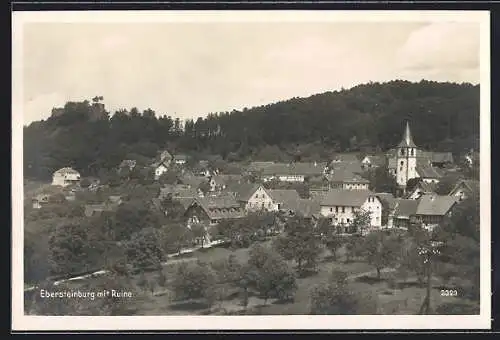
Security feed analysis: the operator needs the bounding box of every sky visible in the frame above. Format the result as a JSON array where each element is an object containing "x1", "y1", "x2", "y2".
[{"x1": 20, "y1": 19, "x2": 480, "y2": 125}]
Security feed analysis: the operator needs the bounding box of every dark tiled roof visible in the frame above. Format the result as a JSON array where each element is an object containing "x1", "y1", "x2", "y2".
[
  {"x1": 328, "y1": 161, "x2": 364, "y2": 174},
  {"x1": 321, "y1": 189, "x2": 374, "y2": 207},
  {"x1": 327, "y1": 170, "x2": 369, "y2": 184},
  {"x1": 174, "y1": 154, "x2": 188, "y2": 161},
  {"x1": 159, "y1": 184, "x2": 198, "y2": 200},
  {"x1": 416, "y1": 194, "x2": 459, "y2": 216},
  {"x1": 431, "y1": 152, "x2": 454, "y2": 164},
  {"x1": 416, "y1": 165, "x2": 444, "y2": 179},
  {"x1": 180, "y1": 175, "x2": 207, "y2": 188},
  {"x1": 294, "y1": 199, "x2": 322, "y2": 218},
  {"x1": 191, "y1": 195, "x2": 246, "y2": 220},
  {"x1": 391, "y1": 199, "x2": 419, "y2": 219},
  {"x1": 376, "y1": 193, "x2": 397, "y2": 210},
  {"x1": 119, "y1": 160, "x2": 136, "y2": 169},
  {"x1": 226, "y1": 183, "x2": 260, "y2": 202},
  {"x1": 268, "y1": 189, "x2": 301, "y2": 206},
  {"x1": 449, "y1": 179, "x2": 480, "y2": 196},
  {"x1": 331, "y1": 153, "x2": 360, "y2": 162},
  {"x1": 261, "y1": 162, "x2": 327, "y2": 177}
]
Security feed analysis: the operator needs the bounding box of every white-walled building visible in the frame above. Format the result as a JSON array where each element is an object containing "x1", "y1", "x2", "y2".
[
  {"x1": 320, "y1": 189, "x2": 383, "y2": 233},
  {"x1": 52, "y1": 167, "x2": 81, "y2": 187}
]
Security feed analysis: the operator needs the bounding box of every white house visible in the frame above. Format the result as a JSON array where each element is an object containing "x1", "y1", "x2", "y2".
[
  {"x1": 52, "y1": 167, "x2": 81, "y2": 187},
  {"x1": 154, "y1": 160, "x2": 170, "y2": 180},
  {"x1": 406, "y1": 180, "x2": 438, "y2": 200},
  {"x1": 320, "y1": 189, "x2": 383, "y2": 233},
  {"x1": 327, "y1": 170, "x2": 370, "y2": 190},
  {"x1": 448, "y1": 179, "x2": 479, "y2": 201},
  {"x1": 245, "y1": 185, "x2": 276, "y2": 211},
  {"x1": 173, "y1": 154, "x2": 188, "y2": 165}
]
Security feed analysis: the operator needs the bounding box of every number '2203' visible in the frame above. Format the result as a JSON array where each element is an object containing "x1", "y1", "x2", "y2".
[{"x1": 440, "y1": 289, "x2": 458, "y2": 297}]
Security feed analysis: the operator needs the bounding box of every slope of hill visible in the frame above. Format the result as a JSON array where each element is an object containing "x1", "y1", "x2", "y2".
[{"x1": 23, "y1": 80, "x2": 479, "y2": 181}]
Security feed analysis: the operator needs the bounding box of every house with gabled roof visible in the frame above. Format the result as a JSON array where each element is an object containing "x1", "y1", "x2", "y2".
[
  {"x1": 407, "y1": 180, "x2": 439, "y2": 200},
  {"x1": 260, "y1": 162, "x2": 327, "y2": 183},
  {"x1": 267, "y1": 189, "x2": 301, "y2": 211},
  {"x1": 319, "y1": 189, "x2": 383, "y2": 233},
  {"x1": 387, "y1": 199, "x2": 419, "y2": 229},
  {"x1": 412, "y1": 194, "x2": 459, "y2": 231},
  {"x1": 173, "y1": 154, "x2": 188, "y2": 165},
  {"x1": 448, "y1": 179, "x2": 479, "y2": 201},
  {"x1": 184, "y1": 195, "x2": 246, "y2": 227},
  {"x1": 416, "y1": 165, "x2": 444, "y2": 184},
  {"x1": 326, "y1": 170, "x2": 370, "y2": 190},
  {"x1": 52, "y1": 167, "x2": 81, "y2": 187}
]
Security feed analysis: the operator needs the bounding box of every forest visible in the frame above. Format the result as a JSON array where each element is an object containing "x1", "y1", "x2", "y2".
[{"x1": 23, "y1": 80, "x2": 480, "y2": 181}]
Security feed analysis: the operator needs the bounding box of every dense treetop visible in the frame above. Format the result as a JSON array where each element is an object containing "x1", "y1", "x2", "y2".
[{"x1": 24, "y1": 80, "x2": 479, "y2": 180}]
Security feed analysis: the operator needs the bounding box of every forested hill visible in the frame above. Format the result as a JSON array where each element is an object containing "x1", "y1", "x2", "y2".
[{"x1": 24, "y1": 80, "x2": 479, "y2": 180}]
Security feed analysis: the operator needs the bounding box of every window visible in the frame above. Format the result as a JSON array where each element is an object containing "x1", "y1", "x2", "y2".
[
  {"x1": 400, "y1": 161, "x2": 404, "y2": 166},
  {"x1": 330, "y1": 207, "x2": 333, "y2": 212},
  {"x1": 342, "y1": 207, "x2": 345, "y2": 213},
  {"x1": 401, "y1": 149, "x2": 405, "y2": 156},
  {"x1": 352, "y1": 207, "x2": 355, "y2": 212},
  {"x1": 335, "y1": 206, "x2": 338, "y2": 213},
  {"x1": 347, "y1": 218, "x2": 350, "y2": 223}
]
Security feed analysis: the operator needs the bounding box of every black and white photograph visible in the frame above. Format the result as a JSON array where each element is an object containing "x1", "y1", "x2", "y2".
[{"x1": 12, "y1": 10, "x2": 491, "y2": 330}]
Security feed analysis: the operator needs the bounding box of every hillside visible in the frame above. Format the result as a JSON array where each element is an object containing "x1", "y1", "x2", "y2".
[{"x1": 23, "y1": 80, "x2": 480, "y2": 180}]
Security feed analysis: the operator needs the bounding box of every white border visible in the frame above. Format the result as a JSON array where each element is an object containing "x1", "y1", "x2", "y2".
[{"x1": 12, "y1": 10, "x2": 491, "y2": 331}]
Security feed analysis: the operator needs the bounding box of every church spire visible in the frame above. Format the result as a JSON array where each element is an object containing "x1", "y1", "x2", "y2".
[{"x1": 398, "y1": 121, "x2": 416, "y2": 148}]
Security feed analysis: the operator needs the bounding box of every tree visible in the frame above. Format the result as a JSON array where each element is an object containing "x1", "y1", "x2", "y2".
[
  {"x1": 435, "y1": 174, "x2": 461, "y2": 195},
  {"x1": 362, "y1": 231, "x2": 401, "y2": 280},
  {"x1": 246, "y1": 244, "x2": 297, "y2": 303},
  {"x1": 158, "y1": 169, "x2": 180, "y2": 185},
  {"x1": 190, "y1": 223, "x2": 208, "y2": 247},
  {"x1": 316, "y1": 218, "x2": 342, "y2": 261},
  {"x1": 197, "y1": 181, "x2": 211, "y2": 195},
  {"x1": 79, "y1": 178, "x2": 91, "y2": 188},
  {"x1": 351, "y1": 209, "x2": 372, "y2": 235},
  {"x1": 171, "y1": 261, "x2": 217, "y2": 304},
  {"x1": 406, "y1": 177, "x2": 421, "y2": 194},
  {"x1": 368, "y1": 164, "x2": 397, "y2": 194},
  {"x1": 48, "y1": 219, "x2": 92, "y2": 276},
  {"x1": 125, "y1": 227, "x2": 165, "y2": 271},
  {"x1": 309, "y1": 270, "x2": 378, "y2": 314},
  {"x1": 272, "y1": 215, "x2": 322, "y2": 275},
  {"x1": 161, "y1": 223, "x2": 193, "y2": 254}
]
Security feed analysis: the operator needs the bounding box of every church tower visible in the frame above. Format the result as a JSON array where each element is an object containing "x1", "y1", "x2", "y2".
[{"x1": 396, "y1": 121, "x2": 418, "y2": 192}]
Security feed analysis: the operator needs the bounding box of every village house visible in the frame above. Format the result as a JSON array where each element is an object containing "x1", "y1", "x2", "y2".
[
  {"x1": 327, "y1": 170, "x2": 370, "y2": 190},
  {"x1": 159, "y1": 150, "x2": 173, "y2": 163},
  {"x1": 84, "y1": 195, "x2": 124, "y2": 217},
  {"x1": 184, "y1": 195, "x2": 246, "y2": 228},
  {"x1": 464, "y1": 149, "x2": 479, "y2": 168},
  {"x1": 448, "y1": 179, "x2": 479, "y2": 201},
  {"x1": 320, "y1": 189, "x2": 383, "y2": 234},
  {"x1": 260, "y1": 162, "x2": 327, "y2": 183},
  {"x1": 173, "y1": 154, "x2": 188, "y2": 165},
  {"x1": 411, "y1": 194, "x2": 459, "y2": 231},
  {"x1": 416, "y1": 165, "x2": 444, "y2": 184},
  {"x1": 118, "y1": 159, "x2": 137, "y2": 173},
  {"x1": 153, "y1": 159, "x2": 171, "y2": 180},
  {"x1": 428, "y1": 152, "x2": 454, "y2": 168},
  {"x1": 387, "y1": 199, "x2": 420, "y2": 229},
  {"x1": 32, "y1": 193, "x2": 51, "y2": 209},
  {"x1": 330, "y1": 153, "x2": 360, "y2": 163},
  {"x1": 52, "y1": 167, "x2": 81, "y2": 187},
  {"x1": 243, "y1": 185, "x2": 276, "y2": 211},
  {"x1": 360, "y1": 155, "x2": 386, "y2": 169},
  {"x1": 406, "y1": 180, "x2": 439, "y2": 200}
]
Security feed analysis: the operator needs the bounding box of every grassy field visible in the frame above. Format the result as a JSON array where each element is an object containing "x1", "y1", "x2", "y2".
[
  {"x1": 110, "y1": 242, "x2": 478, "y2": 316},
  {"x1": 27, "y1": 240, "x2": 479, "y2": 316}
]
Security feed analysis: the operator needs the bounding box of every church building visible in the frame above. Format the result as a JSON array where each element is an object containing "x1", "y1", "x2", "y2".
[{"x1": 395, "y1": 122, "x2": 418, "y2": 196}]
